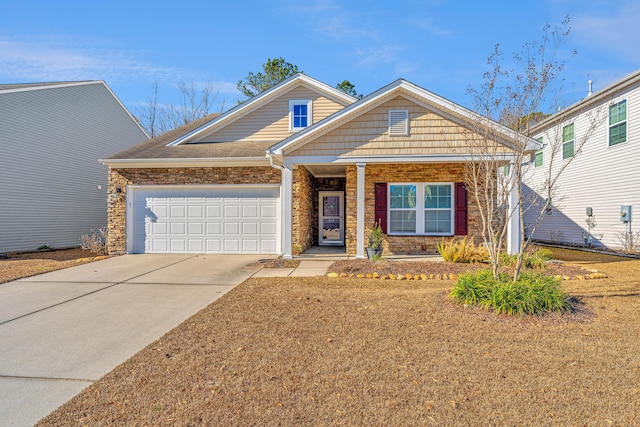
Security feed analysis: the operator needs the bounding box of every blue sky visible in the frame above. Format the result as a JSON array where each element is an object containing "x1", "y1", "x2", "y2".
[{"x1": 1, "y1": 0, "x2": 638, "y2": 117}]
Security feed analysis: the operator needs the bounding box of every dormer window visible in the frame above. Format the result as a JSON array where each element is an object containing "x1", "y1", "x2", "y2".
[
  {"x1": 290, "y1": 100, "x2": 312, "y2": 131},
  {"x1": 389, "y1": 110, "x2": 409, "y2": 136}
]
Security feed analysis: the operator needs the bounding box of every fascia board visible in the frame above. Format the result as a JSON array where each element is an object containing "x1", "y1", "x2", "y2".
[
  {"x1": 283, "y1": 153, "x2": 518, "y2": 166},
  {"x1": 0, "y1": 80, "x2": 102, "y2": 94},
  {"x1": 100, "y1": 157, "x2": 270, "y2": 168}
]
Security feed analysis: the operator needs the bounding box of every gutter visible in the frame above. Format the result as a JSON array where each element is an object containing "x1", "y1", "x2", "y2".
[{"x1": 100, "y1": 157, "x2": 270, "y2": 168}]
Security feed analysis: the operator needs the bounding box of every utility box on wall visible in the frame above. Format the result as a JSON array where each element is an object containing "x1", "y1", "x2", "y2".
[{"x1": 620, "y1": 205, "x2": 632, "y2": 223}]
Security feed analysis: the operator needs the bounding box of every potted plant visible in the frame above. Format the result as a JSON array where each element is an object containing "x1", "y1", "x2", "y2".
[{"x1": 367, "y1": 221, "x2": 385, "y2": 260}]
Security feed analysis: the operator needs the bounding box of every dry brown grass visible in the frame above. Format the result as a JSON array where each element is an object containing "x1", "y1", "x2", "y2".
[
  {"x1": 37, "y1": 248, "x2": 640, "y2": 426},
  {"x1": 0, "y1": 248, "x2": 99, "y2": 284}
]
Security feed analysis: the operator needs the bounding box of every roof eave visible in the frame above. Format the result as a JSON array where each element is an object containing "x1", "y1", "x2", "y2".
[{"x1": 100, "y1": 157, "x2": 270, "y2": 169}]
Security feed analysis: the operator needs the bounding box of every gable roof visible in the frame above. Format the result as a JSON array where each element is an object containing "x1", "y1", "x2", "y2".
[
  {"x1": 269, "y1": 78, "x2": 540, "y2": 158},
  {"x1": 165, "y1": 73, "x2": 358, "y2": 146}
]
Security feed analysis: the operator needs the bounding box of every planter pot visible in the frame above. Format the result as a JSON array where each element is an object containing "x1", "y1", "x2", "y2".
[{"x1": 366, "y1": 247, "x2": 383, "y2": 259}]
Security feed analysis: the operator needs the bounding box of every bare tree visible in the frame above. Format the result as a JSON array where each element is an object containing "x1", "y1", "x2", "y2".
[
  {"x1": 135, "y1": 81, "x2": 224, "y2": 137},
  {"x1": 464, "y1": 17, "x2": 608, "y2": 281}
]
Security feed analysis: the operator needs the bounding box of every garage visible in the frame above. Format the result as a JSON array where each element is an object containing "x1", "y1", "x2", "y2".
[{"x1": 128, "y1": 186, "x2": 280, "y2": 254}]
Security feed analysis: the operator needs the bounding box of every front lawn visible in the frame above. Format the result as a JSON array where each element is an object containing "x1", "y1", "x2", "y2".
[{"x1": 38, "y1": 249, "x2": 640, "y2": 426}]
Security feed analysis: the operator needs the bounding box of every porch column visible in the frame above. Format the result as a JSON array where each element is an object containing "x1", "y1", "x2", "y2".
[
  {"x1": 282, "y1": 165, "x2": 293, "y2": 259},
  {"x1": 356, "y1": 163, "x2": 366, "y2": 259},
  {"x1": 507, "y1": 164, "x2": 520, "y2": 255}
]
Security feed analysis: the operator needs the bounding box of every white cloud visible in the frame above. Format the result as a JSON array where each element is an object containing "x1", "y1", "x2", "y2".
[
  {"x1": 571, "y1": 1, "x2": 640, "y2": 65},
  {"x1": 0, "y1": 35, "x2": 189, "y2": 83},
  {"x1": 409, "y1": 17, "x2": 453, "y2": 38}
]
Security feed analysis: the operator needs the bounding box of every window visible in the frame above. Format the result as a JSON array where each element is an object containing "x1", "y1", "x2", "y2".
[
  {"x1": 289, "y1": 100, "x2": 312, "y2": 131},
  {"x1": 389, "y1": 183, "x2": 453, "y2": 235},
  {"x1": 562, "y1": 123, "x2": 574, "y2": 159},
  {"x1": 388, "y1": 110, "x2": 409, "y2": 135},
  {"x1": 609, "y1": 99, "x2": 627, "y2": 146},
  {"x1": 535, "y1": 137, "x2": 543, "y2": 167}
]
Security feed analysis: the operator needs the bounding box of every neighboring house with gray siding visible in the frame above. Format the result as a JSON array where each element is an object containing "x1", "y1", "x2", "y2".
[
  {"x1": 0, "y1": 81, "x2": 148, "y2": 253},
  {"x1": 523, "y1": 70, "x2": 640, "y2": 251}
]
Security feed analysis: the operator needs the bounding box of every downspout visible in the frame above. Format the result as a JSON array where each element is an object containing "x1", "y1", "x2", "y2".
[{"x1": 267, "y1": 153, "x2": 287, "y2": 257}]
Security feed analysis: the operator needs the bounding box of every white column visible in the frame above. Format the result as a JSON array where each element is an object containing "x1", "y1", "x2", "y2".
[
  {"x1": 282, "y1": 165, "x2": 293, "y2": 259},
  {"x1": 356, "y1": 163, "x2": 366, "y2": 259},
  {"x1": 507, "y1": 164, "x2": 520, "y2": 255}
]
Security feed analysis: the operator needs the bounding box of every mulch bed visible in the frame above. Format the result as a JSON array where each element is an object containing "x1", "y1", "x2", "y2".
[
  {"x1": 327, "y1": 259, "x2": 593, "y2": 280},
  {"x1": 0, "y1": 247, "x2": 100, "y2": 284}
]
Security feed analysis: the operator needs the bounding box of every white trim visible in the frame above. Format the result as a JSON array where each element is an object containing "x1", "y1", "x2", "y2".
[
  {"x1": 507, "y1": 165, "x2": 520, "y2": 255},
  {"x1": 289, "y1": 99, "x2": 313, "y2": 132},
  {"x1": 283, "y1": 153, "x2": 518, "y2": 166},
  {"x1": 356, "y1": 163, "x2": 366, "y2": 259},
  {"x1": 101, "y1": 157, "x2": 270, "y2": 168},
  {"x1": 282, "y1": 166, "x2": 294, "y2": 259},
  {"x1": 318, "y1": 191, "x2": 344, "y2": 246},
  {"x1": 387, "y1": 182, "x2": 455, "y2": 236},
  {"x1": 608, "y1": 98, "x2": 628, "y2": 147}
]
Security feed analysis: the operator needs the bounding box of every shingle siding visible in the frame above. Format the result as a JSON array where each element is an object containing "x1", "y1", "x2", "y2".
[{"x1": 0, "y1": 82, "x2": 148, "y2": 253}]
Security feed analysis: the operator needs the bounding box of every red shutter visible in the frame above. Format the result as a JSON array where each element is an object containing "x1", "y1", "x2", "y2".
[
  {"x1": 454, "y1": 182, "x2": 468, "y2": 236},
  {"x1": 374, "y1": 183, "x2": 388, "y2": 234}
]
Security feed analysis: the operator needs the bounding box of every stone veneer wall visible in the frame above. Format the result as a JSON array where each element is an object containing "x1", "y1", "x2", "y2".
[
  {"x1": 292, "y1": 166, "x2": 314, "y2": 254},
  {"x1": 107, "y1": 167, "x2": 281, "y2": 255},
  {"x1": 345, "y1": 163, "x2": 481, "y2": 255}
]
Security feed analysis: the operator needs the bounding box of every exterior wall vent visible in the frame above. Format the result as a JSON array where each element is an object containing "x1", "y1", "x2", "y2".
[{"x1": 388, "y1": 110, "x2": 409, "y2": 136}]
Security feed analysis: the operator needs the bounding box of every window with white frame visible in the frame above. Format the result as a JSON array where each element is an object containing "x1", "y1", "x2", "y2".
[
  {"x1": 389, "y1": 183, "x2": 453, "y2": 235},
  {"x1": 388, "y1": 110, "x2": 409, "y2": 136},
  {"x1": 609, "y1": 99, "x2": 627, "y2": 146},
  {"x1": 562, "y1": 123, "x2": 574, "y2": 159},
  {"x1": 289, "y1": 100, "x2": 312, "y2": 131},
  {"x1": 535, "y1": 137, "x2": 543, "y2": 167}
]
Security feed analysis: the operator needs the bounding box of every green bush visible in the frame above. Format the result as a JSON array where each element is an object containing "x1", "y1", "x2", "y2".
[
  {"x1": 500, "y1": 248, "x2": 553, "y2": 270},
  {"x1": 450, "y1": 270, "x2": 573, "y2": 315},
  {"x1": 437, "y1": 236, "x2": 488, "y2": 263}
]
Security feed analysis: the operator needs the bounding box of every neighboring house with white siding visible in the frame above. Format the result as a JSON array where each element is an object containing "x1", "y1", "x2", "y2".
[
  {"x1": 0, "y1": 81, "x2": 149, "y2": 253},
  {"x1": 523, "y1": 70, "x2": 640, "y2": 250}
]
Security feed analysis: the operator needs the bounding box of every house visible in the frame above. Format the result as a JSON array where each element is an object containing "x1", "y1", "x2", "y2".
[
  {"x1": 523, "y1": 70, "x2": 640, "y2": 251},
  {"x1": 0, "y1": 81, "x2": 149, "y2": 253},
  {"x1": 102, "y1": 74, "x2": 532, "y2": 258}
]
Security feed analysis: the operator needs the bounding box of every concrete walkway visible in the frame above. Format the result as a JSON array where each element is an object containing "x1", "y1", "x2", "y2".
[{"x1": 0, "y1": 254, "x2": 266, "y2": 427}]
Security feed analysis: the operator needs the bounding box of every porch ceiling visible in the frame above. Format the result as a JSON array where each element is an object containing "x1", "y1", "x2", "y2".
[{"x1": 303, "y1": 164, "x2": 347, "y2": 177}]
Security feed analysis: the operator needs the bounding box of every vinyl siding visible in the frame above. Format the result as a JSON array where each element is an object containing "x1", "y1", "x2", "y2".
[
  {"x1": 203, "y1": 86, "x2": 345, "y2": 143},
  {"x1": 523, "y1": 81, "x2": 640, "y2": 250},
  {"x1": 288, "y1": 96, "x2": 509, "y2": 157},
  {"x1": 0, "y1": 83, "x2": 148, "y2": 253}
]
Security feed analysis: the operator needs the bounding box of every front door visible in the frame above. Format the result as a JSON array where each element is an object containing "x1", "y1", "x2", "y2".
[{"x1": 318, "y1": 191, "x2": 344, "y2": 246}]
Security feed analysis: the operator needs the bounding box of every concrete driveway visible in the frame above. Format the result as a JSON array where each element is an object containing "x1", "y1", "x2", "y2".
[{"x1": 0, "y1": 254, "x2": 266, "y2": 427}]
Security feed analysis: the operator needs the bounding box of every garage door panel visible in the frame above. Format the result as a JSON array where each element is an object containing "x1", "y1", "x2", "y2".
[
  {"x1": 243, "y1": 205, "x2": 258, "y2": 218},
  {"x1": 242, "y1": 222, "x2": 258, "y2": 235},
  {"x1": 206, "y1": 205, "x2": 222, "y2": 218},
  {"x1": 224, "y1": 205, "x2": 240, "y2": 218},
  {"x1": 261, "y1": 205, "x2": 277, "y2": 218},
  {"x1": 131, "y1": 187, "x2": 280, "y2": 254},
  {"x1": 224, "y1": 222, "x2": 240, "y2": 235}
]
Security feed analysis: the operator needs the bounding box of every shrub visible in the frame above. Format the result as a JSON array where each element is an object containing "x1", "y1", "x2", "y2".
[
  {"x1": 437, "y1": 236, "x2": 488, "y2": 263},
  {"x1": 500, "y1": 248, "x2": 553, "y2": 270},
  {"x1": 450, "y1": 270, "x2": 572, "y2": 315},
  {"x1": 80, "y1": 227, "x2": 108, "y2": 255}
]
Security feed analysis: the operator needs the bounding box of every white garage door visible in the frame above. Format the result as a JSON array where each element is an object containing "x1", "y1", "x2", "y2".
[{"x1": 129, "y1": 186, "x2": 280, "y2": 254}]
